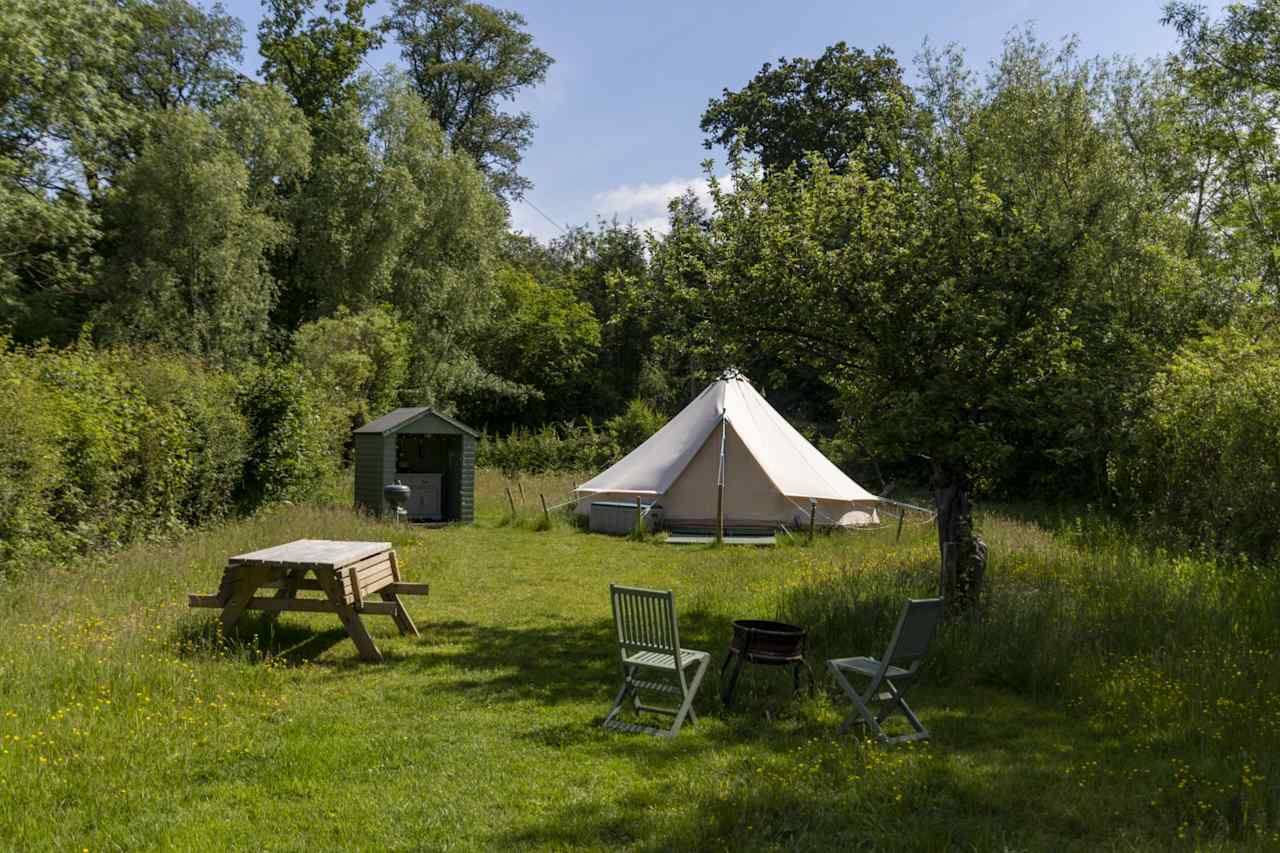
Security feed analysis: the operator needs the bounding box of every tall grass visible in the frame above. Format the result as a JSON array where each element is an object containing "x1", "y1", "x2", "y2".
[{"x1": 775, "y1": 511, "x2": 1280, "y2": 839}]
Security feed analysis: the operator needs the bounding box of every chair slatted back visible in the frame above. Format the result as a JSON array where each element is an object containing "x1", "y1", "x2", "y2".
[
  {"x1": 610, "y1": 584, "x2": 681, "y2": 663},
  {"x1": 885, "y1": 598, "x2": 945, "y2": 666}
]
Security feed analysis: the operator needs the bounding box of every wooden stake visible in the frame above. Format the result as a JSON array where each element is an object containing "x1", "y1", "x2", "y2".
[
  {"x1": 517, "y1": 480, "x2": 525, "y2": 504},
  {"x1": 808, "y1": 500, "x2": 817, "y2": 544},
  {"x1": 895, "y1": 506, "x2": 905, "y2": 543},
  {"x1": 506, "y1": 487, "x2": 516, "y2": 517},
  {"x1": 635, "y1": 496, "x2": 644, "y2": 538},
  {"x1": 540, "y1": 493, "x2": 550, "y2": 523}
]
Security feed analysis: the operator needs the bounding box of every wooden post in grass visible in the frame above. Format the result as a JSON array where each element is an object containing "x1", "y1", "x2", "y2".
[
  {"x1": 895, "y1": 506, "x2": 905, "y2": 543},
  {"x1": 518, "y1": 480, "x2": 525, "y2": 504},
  {"x1": 540, "y1": 494, "x2": 550, "y2": 524},
  {"x1": 808, "y1": 499, "x2": 817, "y2": 544},
  {"x1": 634, "y1": 496, "x2": 644, "y2": 538},
  {"x1": 506, "y1": 487, "x2": 516, "y2": 518}
]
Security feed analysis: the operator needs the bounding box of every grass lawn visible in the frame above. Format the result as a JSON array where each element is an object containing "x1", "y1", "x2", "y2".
[{"x1": 0, "y1": 471, "x2": 1277, "y2": 851}]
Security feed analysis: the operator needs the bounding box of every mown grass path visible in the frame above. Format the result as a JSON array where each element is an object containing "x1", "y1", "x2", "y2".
[{"x1": 0, "y1": 474, "x2": 1275, "y2": 850}]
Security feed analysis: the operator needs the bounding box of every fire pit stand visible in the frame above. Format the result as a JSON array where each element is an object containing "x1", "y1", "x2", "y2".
[{"x1": 719, "y1": 619, "x2": 815, "y2": 708}]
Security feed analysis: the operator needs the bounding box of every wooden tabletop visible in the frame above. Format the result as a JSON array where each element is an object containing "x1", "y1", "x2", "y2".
[{"x1": 229, "y1": 539, "x2": 392, "y2": 569}]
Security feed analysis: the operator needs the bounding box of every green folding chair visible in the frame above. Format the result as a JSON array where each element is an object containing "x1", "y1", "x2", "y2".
[
  {"x1": 827, "y1": 597, "x2": 944, "y2": 745},
  {"x1": 603, "y1": 583, "x2": 710, "y2": 738}
]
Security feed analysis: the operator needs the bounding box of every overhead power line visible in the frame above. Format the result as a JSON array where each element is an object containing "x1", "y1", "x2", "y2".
[{"x1": 520, "y1": 196, "x2": 569, "y2": 236}]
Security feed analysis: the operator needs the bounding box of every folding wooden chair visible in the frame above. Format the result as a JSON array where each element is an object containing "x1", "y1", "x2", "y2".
[
  {"x1": 826, "y1": 597, "x2": 944, "y2": 745},
  {"x1": 603, "y1": 583, "x2": 710, "y2": 738}
]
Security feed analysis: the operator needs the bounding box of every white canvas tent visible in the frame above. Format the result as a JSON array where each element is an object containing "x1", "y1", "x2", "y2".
[{"x1": 575, "y1": 372, "x2": 881, "y2": 529}]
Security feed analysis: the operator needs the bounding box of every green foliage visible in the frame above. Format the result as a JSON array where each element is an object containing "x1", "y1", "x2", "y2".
[
  {"x1": 292, "y1": 304, "x2": 412, "y2": 429},
  {"x1": 259, "y1": 0, "x2": 382, "y2": 120},
  {"x1": 701, "y1": 42, "x2": 918, "y2": 178},
  {"x1": 477, "y1": 399, "x2": 667, "y2": 475},
  {"x1": 214, "y1": 82, "x2": 313, "y2": 207},
  {"x1": 114, "y1": 0, "x2": 244, "y2": 114},
  {"x1": 94, "y1": 104, "x2": 299, "y2": 365},
  {"x1": 602, "y1": 398, "x2": 665, "y2": 453},
  {"x1": 0, "y1": 0, "x2": 136, "y2": 341},
  {"x1": 1111, "y1": 329, "x2": 1280, "y2": 561},
  {"x1": 477, "y1": 421, "x2": 616, "y2": 477},
  {"x1": 661, "y1": 33, "x2": 1209, "y2": 501},
  {"x1": 0, "y1": 337, "x2": 253, "y2": 572},
  {"x1": 1165, "y1": 0, "x2": 1280, "y2": 300},
  {"x1": 279, "y1": 77, "x2": 510, "y2": 408},
  {"x1": 467, "y1": 264, "x2": 600, "y2": 423},
  {"x1": 235, "y1": 360, "x2": 343, "y2": 509},
  {"x1": 385, "y1": 0, "x2": 553, "y2": 199}
]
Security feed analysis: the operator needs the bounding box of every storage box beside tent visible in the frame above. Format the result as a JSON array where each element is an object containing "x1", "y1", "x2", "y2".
[{"x1": 589, "y1": 501, "x2": 659, "y2": 535}]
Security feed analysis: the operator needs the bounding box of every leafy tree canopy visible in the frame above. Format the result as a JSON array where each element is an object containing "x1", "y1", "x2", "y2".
[
  {"x1": 385, "y1": 0, "x2": 553, "y2": 200},
  {"x1": 259, "y1": 0, "x2": 383, "y2": 120},
  {"x1": 701, "y1": 42, "x2": 918, "y2": 179}
]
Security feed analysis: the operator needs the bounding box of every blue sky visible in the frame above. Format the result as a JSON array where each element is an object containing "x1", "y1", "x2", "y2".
[{"x1": 221, "y1": 0, "x2": 1226, "y2": 241}]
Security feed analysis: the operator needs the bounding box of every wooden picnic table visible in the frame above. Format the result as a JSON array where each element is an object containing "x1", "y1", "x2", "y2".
[{"x1": 188, "y1": 539, "x2": 429, "y2": 661}]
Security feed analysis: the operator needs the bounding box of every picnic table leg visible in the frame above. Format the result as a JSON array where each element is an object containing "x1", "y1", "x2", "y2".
[
  {"x1": 219, "y1": 564, "x2": 273, "y2": 635},
  {"x1": 314, "y1": 567, "x2": 382, "y2": 662},
  {"x1": 263, "y1": 568, "x2": 303, "y2": 627},
  {"x1": 380, "y1": 551, "x2": 420, "y2": 637},
  {"x1": 379, "y1": 590, "x2": 419, "y2": 637}
]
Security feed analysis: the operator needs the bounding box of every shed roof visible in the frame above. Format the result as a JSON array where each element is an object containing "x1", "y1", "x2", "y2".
[{"x1": 353, "y1": 407, "x2": 480, "y2": 438}]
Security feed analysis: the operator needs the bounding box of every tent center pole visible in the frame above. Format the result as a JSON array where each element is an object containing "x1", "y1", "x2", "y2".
[{"x1": 716, "y1": 415, "x2": 727, "y2": 545}]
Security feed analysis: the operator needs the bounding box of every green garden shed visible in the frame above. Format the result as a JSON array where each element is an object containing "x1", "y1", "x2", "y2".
[{"x1": 353, "y1": 408, "x2": 478, "y2": 523}]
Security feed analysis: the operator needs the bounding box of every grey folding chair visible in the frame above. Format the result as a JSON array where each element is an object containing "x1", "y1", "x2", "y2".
[
  {"x1": 827, "y1": 597, "x2": 945, "y2": 745},
  {"x1": 603, "y1": 583, "x2": 710, "y2": 738}
]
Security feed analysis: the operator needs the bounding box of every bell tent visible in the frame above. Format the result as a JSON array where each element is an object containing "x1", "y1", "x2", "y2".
[{"x1": 575, "y1": 372, "x2": 881, "y2": 530}]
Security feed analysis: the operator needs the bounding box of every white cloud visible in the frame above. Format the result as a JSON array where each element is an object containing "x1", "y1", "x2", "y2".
[
  {"x1": 592, "y1": 175, "x2": 726, "y2": 234},
  {"x1": 510, "y1": 174, "x2": 731, "y2": 245}
]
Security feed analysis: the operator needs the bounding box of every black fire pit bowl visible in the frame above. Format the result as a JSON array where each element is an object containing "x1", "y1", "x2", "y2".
[
  {"x1": 721, "y1": 619, "x2": 814, "y2": 707},
  {"x1": 729, "y1": 619, "x2": 807, "y2": 662}
]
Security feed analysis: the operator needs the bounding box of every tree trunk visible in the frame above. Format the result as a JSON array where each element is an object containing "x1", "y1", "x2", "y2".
[{"x1": 931, "y1": 461, "x2": 987, "y2": 617}]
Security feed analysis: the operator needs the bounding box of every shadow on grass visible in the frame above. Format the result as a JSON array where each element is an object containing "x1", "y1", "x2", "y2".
[
  {"x1": 174, "y1": 613, "x2": 350, "y2": 666},
  {"x1": 402, "y1": 611, "x2": 816, "y2": 713},
  {"x1": 495, "y1": 691, "x2": 1130, "y2": 852}
]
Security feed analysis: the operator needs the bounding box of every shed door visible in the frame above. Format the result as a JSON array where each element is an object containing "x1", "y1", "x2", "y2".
[{"x1": 401, "y1": 473, "x2": 443, "y2": 520}]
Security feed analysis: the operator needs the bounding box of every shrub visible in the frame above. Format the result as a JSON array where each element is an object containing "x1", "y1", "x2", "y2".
[
  {"x1": 292, "y1": 305, "x2": 412, "y2": 433},
  {"x1": 477, "y1": 399, "x2": 669, "y2": 476},
  {"x1": 235, "y1": 360, "x2": 344, "y2": 510},
  {"x1": 1111, "y1": 329, "x2": 1280, "y2": 562},
  {"x1": 0, "y1": 338, "x2": 342, "y2": 576},
  {"x1": 108, "y1": 350, "x2": 250, "y2": 524}
]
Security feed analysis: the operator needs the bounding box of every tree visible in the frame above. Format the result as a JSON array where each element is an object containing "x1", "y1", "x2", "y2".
[
  {"x1": 0, "y1": 0, "x2": 136, "y2": 342},
  {"x1": 115, "y1": 0, "x2": 245, "y2": 114},
  {"x1": 94, "y1": 94, "x2": 309, "y2": 364},
  {"x1": 281, "y1": 76, "x2": 509, "y2": 407},
  {"x1": 259, "y1": 0, "x2": 382, "y2": 120},
  {"x1": 465, "y1": 263, "x2": 601, "y2": 426},
  {"x1": 1164, "y1": 0, "x2": 1280, "y2": 301},
  {"x1": 658, "y1": 34, "x2": 1205, "y2": 613},
  {"x1": 292, "y1": 304, "x2": 412, "y2": 428},
  {"x1": 701, "y1": 42, "x2": 918, "y2": 179},
  {"x1": 384, "y1": 0, "x2": 552, "y2": 200},
  {"x1": 1111, "y1": 326, "x2": 1280, "y2": 563}
]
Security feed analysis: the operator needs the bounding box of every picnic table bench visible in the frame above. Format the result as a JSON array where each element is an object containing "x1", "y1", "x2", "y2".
[{"x1": 188, "y1": 539, "x2": 428, "y2": 661}]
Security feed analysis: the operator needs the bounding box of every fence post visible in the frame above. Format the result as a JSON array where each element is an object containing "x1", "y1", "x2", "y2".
[
  {"x1": 506, "y1": 487, "x2": 516, "y2": 518},
  {"x1": 808, "y1": 499, "x2": 817, "y2": 544},
  {"x1": 540, "y1": 493, "x2": 550, "y2": 524}
]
